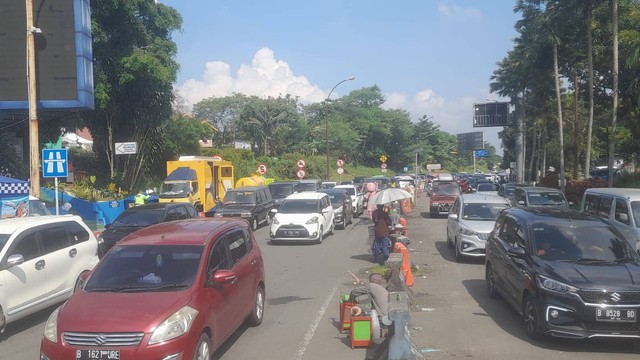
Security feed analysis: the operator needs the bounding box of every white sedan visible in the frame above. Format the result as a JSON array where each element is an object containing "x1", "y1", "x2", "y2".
[
  {"x1": 269, "y1": 192, "x2": 335, "y2": 244},
  {"x1": 446, "y1": 194, "x2": 510, "y2": 262}
]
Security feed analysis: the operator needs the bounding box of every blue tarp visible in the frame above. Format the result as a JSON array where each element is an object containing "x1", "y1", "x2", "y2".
[{"x1": 165, "y1": 167, "x2": 196, "y2": 181}]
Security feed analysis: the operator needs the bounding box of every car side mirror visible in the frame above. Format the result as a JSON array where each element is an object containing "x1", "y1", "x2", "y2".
[
  {"x1": 448, "y1": 213, "x2": 458, "y2": 221},
  {"x1": 507, "y1": 247, "x2": 526, "y2": 258},
  {"x1": 7, "y1": 254, "x2": 24, "y2": 268},
  {"x1": 211, "y1": 269, "x2": 237, "y2": 285},
  {"x1": 322, "y1": 208, "x2": 330, "y2": 214}
]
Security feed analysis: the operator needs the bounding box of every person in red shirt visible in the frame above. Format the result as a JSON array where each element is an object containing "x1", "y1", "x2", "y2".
[{"x1": 372, "y1": 204, "x2": 392, "y2": 265}]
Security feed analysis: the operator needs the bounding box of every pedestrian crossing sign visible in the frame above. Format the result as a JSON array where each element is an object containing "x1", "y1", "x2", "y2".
[{"x1": 42, "y1": 149, "x2": 68, "y2": 178}]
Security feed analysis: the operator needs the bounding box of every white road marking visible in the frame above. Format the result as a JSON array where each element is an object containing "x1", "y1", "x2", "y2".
[{"x1": 292, "y1": 284, "x2": 338, "y2": 360}]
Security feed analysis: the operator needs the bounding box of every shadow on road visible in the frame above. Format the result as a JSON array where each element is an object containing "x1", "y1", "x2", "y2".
[
  {"x1": 434, "y1": 241, "x2": 484, "y2": 265},
  {"x1": 0, "y1": 303, "x2": 59, "y2": 342},
  {"x1": 462, "y1": 278, "x2": 640, "y2": 355}
]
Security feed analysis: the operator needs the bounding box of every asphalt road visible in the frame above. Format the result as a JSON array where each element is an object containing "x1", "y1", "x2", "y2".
[{"x1": 3, "y1": 195, "x2": 640, "y2": 360}]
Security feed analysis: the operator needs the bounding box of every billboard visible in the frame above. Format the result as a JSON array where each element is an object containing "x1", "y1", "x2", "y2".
[
  {"x1": 473, "y1": 102, "x2": 511, "y2": 127},
  {"x1": 0, "y1": 0, "x2": 94, "y2": 110},
  {"x1": 457, "y1": 132, "x2": 483, "y2": 152}
]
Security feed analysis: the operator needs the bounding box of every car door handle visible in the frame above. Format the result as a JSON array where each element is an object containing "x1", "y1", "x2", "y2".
[
  {"x1": 35, "y1": 259, "x2": 45, "y2": 270},
  {"x1": 69, "y1": 248, "x2": 78, "y2": 258}
]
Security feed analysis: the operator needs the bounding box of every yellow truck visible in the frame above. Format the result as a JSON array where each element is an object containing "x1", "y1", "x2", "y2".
[{"x1": 159, "y1": 156, "x2": 234, "y2": 212}]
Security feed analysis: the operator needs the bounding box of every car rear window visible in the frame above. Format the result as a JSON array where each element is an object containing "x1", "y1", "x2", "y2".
[
  {"x1": 462, "y1": 203, "x2": 509, "y2": 221},
  {"x1": 337, "y1": 187, "x2": 355, "y2": 196},
  {"x1": 297, "y1": 183, "x2": 317, "y2": 192},
  {"x1": 432, "y1": 183, "x2": 461, "y2": 195},
  {"x1": 527, "y1": 191, "x2": 567, "y2": 206},
  {"x1": 279, "y1": 199, "x2": 320, "y2": 214},
  {"x1": 269, "y1": 184, "x2": 294, "y2": 198},
  {"x1": 224, "y1": 191, "x2": 256, "y2": 204}
]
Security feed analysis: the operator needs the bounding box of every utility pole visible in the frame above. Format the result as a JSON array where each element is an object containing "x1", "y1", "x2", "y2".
[
  {"x1": 515, "y1": 94, "x2": 525, "y2": 183},
  {"x1": 26, "y1": 0, "x2": 40, "y2": 197}
]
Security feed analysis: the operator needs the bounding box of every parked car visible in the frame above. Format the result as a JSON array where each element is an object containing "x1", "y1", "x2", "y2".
[
  {"x1": 98, "y1": 203, "x2": 199, "y2": 257},
  {"x1": 485, "y1": 207, "x2": 640, "y2": 340},
  {"x1": 207, "y1": 186, "x2": 274, "y2": 231},
  {"x1": 269, "y1": 192, "x2": 335, "y2": 244},
  {"x1": 446, "y1": 194, "x2": 511, "y2": 262},
  {"x1": 0, "y1": 215, "x2": 99, "y2": 333},
  {"x1": 429, "y1": 181, "x2": 461, "y2": 217},
  {"x1": 40, "y1": 218, "x2": 265, "y2": 360},
  {"x1": 318, "y1": 189, "x2": 354, "y2": 229},
  {"x1": 475, "y1": 182, "x2": 499, "y2": 195},
  {"x1": 297, "y1": 179, "x2": 323, "y2": 192},
  {"x1": 268, "y1": 181, "x2": 300, "y2": 211},
  {"x1": 511, "y1": 187, "x2": 570, "y2": 208},
  {"x1": 335, "y1": 184, "x2": 364, "y2": 216},
  {"x1": 580, "y1": 188, "x2": 640, "y2": 250},
  {"x1": 497, "y1": 183, "x2": 527, "y2": 199}
]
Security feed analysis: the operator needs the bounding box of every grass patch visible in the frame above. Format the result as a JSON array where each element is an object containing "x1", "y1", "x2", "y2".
[{"x1": 368, "y1": 264, "x2": 391, "y2": 278}]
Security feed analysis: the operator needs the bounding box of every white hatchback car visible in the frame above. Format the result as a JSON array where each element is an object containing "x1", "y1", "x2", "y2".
[
  {"x1": 269, "y1": 192, "x2": 335, "y2": 243},
  {"x1": 335, "y1": 184, "x2": 364, "y2": 216},
  {"x1": 446, "y1": 194, "x2": 511, "y2": 262},
  {"x1": 0, "y1": 215, "x2": 99, "y2": 333}
]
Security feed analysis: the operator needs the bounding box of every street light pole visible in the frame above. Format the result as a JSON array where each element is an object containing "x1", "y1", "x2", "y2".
[
  {"x1": 26, "y1": 0, "x2": 41, "y2": 197},
  {"x1": 325, "y1": 76, "x2": 355, "y2": 180}
]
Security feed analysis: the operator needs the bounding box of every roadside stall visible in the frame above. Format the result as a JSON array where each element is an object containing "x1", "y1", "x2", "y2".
[{"x1": 0, "y1": 176, "x2": 30, "y2": 219}]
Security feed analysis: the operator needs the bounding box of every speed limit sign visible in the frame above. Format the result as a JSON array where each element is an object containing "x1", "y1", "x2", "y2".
[
  {"x1": 337, "y1": 167, "x2": 344, "y2": 175},
  {"x1": 336, "y1": 159, "x2": 344, "y2": 167},
  {"x1": 296, "y1": 169, "x2": 306, "y2": 179},
  {"x1": 257, "y1": 164, "x2": 268, "y2": 175}
]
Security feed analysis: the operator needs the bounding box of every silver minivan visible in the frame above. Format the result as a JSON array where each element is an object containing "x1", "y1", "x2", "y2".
[{"x1": 580, "y1": 188, "x2": 640, "y2": 249}]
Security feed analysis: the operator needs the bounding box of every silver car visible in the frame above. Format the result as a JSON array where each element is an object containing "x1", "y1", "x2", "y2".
[{"x1": 446, "y1": 194, "x2": 511, "y2": 262}]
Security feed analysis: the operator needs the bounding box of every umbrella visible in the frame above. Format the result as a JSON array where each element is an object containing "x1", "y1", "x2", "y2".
[{"x1": 368, "y1": 188, "x2": 413, "y2": 205}]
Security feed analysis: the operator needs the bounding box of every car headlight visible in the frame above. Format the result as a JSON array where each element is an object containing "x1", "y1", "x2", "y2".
[
  {"x1": 459, "y1": 226, "x2": 479, "y2": 237},
  {"x1": 240, "y1": 213, "x2": 252, "y2": 218},
  {"x1": 149, "y1": 306, "x2": 198, "y2": 345},
  {"x1": 44, "y1": 307, "x2": 60, "y2": 343},
  {"x1": 97, "y1": 235, "x2": 104, "y2": 245},
  {"x1": 536, "y1": 275, "x2": 578, "y2": 294},
  {"x1": 272, "y1": 217, "x2": 279, "y2": 225},
  {"x1": 306, "y1": 216, "x2": 319, "y2": 224},
  {"x1": 336, "y1": 207, "x2": 343, "y2": 215}
]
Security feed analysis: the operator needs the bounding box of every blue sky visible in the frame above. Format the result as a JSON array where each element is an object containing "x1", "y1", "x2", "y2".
[{"x1": 161, "y1": 0, "x2": 521, "y2": 154}]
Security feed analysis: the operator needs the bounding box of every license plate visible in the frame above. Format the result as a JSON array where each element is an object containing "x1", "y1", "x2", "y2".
[
  {"x1": 284, "y1": 230, "x2": 300, "y2": 236},
  {"x1": 76, "y1": 350, "x2": 120, "y2": 360},
  {"x1": 596, "y1": 308, "x2": 637, "y2": 322}
]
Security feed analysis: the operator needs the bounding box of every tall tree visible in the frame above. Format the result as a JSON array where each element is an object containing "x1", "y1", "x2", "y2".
[{"x1": 608, "y1": 0, "x2": 620, "y2": 187}]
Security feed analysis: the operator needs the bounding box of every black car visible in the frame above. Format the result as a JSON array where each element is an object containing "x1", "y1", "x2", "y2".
[
  {"x1": 497, "y1": 183, "x2": 527, "y2": 198},
  {"x1": 485, "y1": 207, "x2": 640, "y2": 340},
  {"x1": 268, "y1": 181, "x2": 300, "y2": 210},
  {"x1": 318, "y1": 188, "x2": 354, "y2": 229},
  {"x1": 206, "y1": 186, "x2": 274, "y2": 231},
  {"x1": 98, "y1": 202, "x2": 199, "y2": 257}
]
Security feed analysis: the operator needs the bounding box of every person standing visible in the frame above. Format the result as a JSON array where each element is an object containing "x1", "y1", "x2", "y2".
[
  {"x1": 372, "y1": 204, "x2": 392, "y2": 264},
  {"x1": 134, "y1": 190, "x2": 150, "y2": 206}
]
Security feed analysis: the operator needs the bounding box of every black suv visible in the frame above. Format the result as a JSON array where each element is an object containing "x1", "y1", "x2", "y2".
[
  {"x1": 206, "y1": 186, "x2": 274, "y2": 230},
  {"x1": 268, "y1": 181, "x2": 300, "y2": 210},
  {"x1": 485, "y1": 207, "x2": 640, "y2": 340},
  {"x1": 98, "y1": 203, "x2": 199, "y2": 257}
]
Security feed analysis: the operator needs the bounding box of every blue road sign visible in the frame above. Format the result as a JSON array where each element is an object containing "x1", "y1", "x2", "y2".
[
  {"x1": 42, "y1": 149, "x2": 69, "y2": 177},
  {"x1": 475, "y1": 149, "x2": 489, "y2": 157}
]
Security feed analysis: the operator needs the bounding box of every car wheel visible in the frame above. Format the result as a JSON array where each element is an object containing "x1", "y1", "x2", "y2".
[
  {"x1": 454, "y1": 238, "x2": 463, "y2": 263},
  {"x1": 446, "y1": 229, "x2": 453, "y2": 248},
  {"x1": 523, "y1": 294, "x2": 542, "y2": 340},
  {"x1": 317, "y1": 226, "x2": 324, "y2": 243},
  {"x1": 251, "y1": 217, "x2": 258, "y2": 231},
  {"x1": 193, "y1": 333, "x2": 211, "y2": 360},
  {"x1": 486, "y1": 265, "x2": 499, "y2": 299},
  {"x1": 246, "y1": 285, "x2": 265, "y2": 326}
]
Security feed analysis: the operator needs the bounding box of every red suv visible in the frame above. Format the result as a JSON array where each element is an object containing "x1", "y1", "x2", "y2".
[
  {"x1": 429, "y1": 181, "x2": 461, "y2": 217},
  {"x1": 40, "y1": 218, "x2": 265, "y2": 360}
]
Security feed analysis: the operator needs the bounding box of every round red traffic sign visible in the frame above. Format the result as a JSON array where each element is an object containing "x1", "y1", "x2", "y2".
[
  {"x1": 296, "y1": 169, "x2": 306, "y2": 179},
  {"x1": 336, "y1": 159, "x2": 344, "y2": 167},
  {"x1": 337, "y1": 167, "x2": 344, "y2": 175},
  {"x1": 381, "y1": 162, "x2": 388, "y2": 169},
  {"x1": 296, "y1": 159, "x2": 306, "y2": 168},
  {"x1": 257, "y1": 164, "x2": 268, "y2": 175}
]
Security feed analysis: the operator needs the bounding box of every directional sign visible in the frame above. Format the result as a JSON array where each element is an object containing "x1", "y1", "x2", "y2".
[
  {"x1": 379, "y1": 155, "x2": 388, "y2": 163},
  {"x1": 296, "y1": 169, "x2": 306, "y2": 179},
  {"x1": 42, "y1": 149, "x2": 68, "y2": 178},
  {"x1": 336, "y1": 159, "x2": 344, "y2": 167},
  {"x1": 337, "y1": 167, "x2": 344, "y2": 175},
  {"x1": 115, "y1": 142, "x2": 138, "y2": 155},
  {"x1": 296, "y1": 159, "x2": 306, "y2": 168},
  {"x1": 257, "y1": 164, "x2": 268, "y2": 175},
  {"x1": 381, "y1": 163, "x2": 387, "y2": 169},
  {"x1": 475, "y1": 149, "x2": 489, "y2": 157}
]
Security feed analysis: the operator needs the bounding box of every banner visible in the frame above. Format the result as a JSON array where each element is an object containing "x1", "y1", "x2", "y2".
[{"x1": 1, "y1": 195, "x2": 29, "y2": 219}]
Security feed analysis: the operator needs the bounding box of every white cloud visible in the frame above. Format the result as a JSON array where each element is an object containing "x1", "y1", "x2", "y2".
[{"x1": 437, "y1": 3, "x2": 483, "y2": 22}]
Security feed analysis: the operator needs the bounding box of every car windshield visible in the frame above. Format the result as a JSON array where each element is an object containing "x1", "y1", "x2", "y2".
[
  {"x1": 527, "y1": 191, "x2": 567, "y2": 206},
  {"x1": 462, "y1": 203, "x2": 509, "y2": 221},
  {"x1": 160, "y1": 181, "x2": 191, "y2": 195},
  {"x1": 29, "y1": 200, "x2": 51, "y2": 216},
  {"x1": 477, "y1": 183, "x2": 498, "y2": 192},
  {"x1": 297, "y1": 183, "x2": 317, "y2": 192},
  {"x1": 0, "y1": 234, "x2": 10, "y2": 253},
  {"x1": 84, "y1": 245, "x2": 203, "y2": 292},
  {"x1": 632, "y1": 201, "x2": 640, "y2": 228},
  {"x1": 268, "y1": 184, "x2": 294, "y2": 198},
  {"x1": 114, "y1": 209, "x2": 164, "y2": 227},
  {"x1": 504, "y1": 187, "x2": 518, "y2": 197},
  {"x1": 532, "y1": 223, "x2": 635, "y2": 262},
  {"x1": 337, "y1": 187, "x2": 355, "y2": 196},
  {"x1": 223, "y1": 191, "x2": 256, "y2": 204},
  {"x1": 432, "y1": 183, "x2": 461, "y2": 196},
  {"x1": 278, "y1": 199, "x2": 319, "y2": 214},
  {"x1": 326, "y1": 193, "x2": 344, "y2": 204}
]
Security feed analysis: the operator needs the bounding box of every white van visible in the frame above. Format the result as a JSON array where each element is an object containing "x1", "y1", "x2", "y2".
[{"x1": 580, "y1": 188, "x2": 640, "y2": 249}]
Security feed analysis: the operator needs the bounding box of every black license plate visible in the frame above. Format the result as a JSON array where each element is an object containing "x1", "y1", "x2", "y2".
[
  {"x1": 76, "y1": 350, "x2": 120, "y2": 360},
  {"x1": 284, "y1": 230, "x2": 300, "y2": 237},
  {"x1": 596, "y1": 308, "x2": 637, "y2": 322}
]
